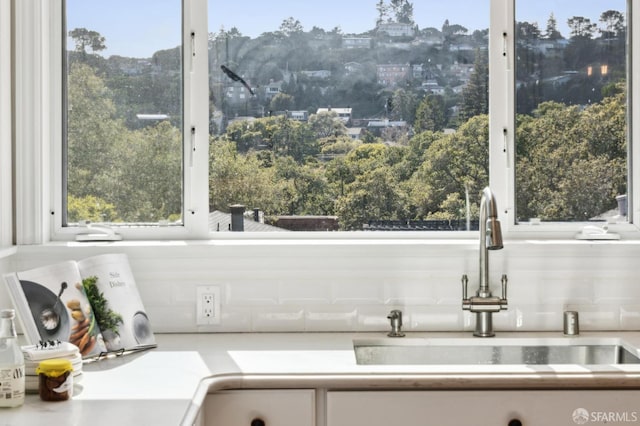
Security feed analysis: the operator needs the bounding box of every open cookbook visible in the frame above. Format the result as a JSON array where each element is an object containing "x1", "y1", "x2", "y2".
[{"x1": 3, "y1": 253, "x2": 156, "y2": 359}]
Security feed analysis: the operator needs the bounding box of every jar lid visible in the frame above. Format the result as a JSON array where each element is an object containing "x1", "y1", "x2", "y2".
[{"x1": 36, "y1": 358, "x2": 74, "y2": 377}]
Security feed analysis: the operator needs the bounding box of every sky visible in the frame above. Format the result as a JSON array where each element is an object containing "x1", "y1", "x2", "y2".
[{"x1": 67, "y1": 0, "x2": 624, "y2": 58}]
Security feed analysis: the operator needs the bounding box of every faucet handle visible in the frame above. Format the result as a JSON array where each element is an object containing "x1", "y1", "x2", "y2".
[
  {"x1": 461, "y1": 274, "x2": 469, "y2": 300},
  {"x1": 501, "y1": 274, "x2": 508, "y2": 300}
]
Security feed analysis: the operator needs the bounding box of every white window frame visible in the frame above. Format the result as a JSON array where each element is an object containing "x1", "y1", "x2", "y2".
[
  {"x1": 11, "y1": 0, "x2": 640, "y2": 243},
  {"x1": 14, "y1": 0, "x2": 209, "y2": 243},
  {"x1": 490, "y1": 0, "x2": 640, "y2": 239},
  {"x1": 0, "y1": 0, "x2": 12, "y2": 248}
]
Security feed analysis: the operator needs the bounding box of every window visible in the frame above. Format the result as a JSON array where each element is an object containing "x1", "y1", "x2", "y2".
[
  {"x1": 64, "y1": 0, "x2": 183, "y2": 225},
  {"x1": 514, "y1": 0, "x2": 628, "y2": 226},
  {"x1": 208, "y1": 0, "x2": 491, "y2": 232},
  {"x1": 12, "y1": 1, "x2": 639, "y2": 241},
  {"x1": 50, "y1": 0, "x2": 209, "y2": 240}
]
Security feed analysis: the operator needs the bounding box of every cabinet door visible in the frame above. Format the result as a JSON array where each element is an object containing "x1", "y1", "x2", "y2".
[
  {"x1": 204, "y1": 389, "x2": 315, "y2": 426},
  {"x1": 327, "y1": 390, "x2": 640, "y2": 426}
]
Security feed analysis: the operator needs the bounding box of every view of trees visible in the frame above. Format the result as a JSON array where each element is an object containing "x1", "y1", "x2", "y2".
[{"x1": 66, "y1": 3, "x2": 627, "y2": 230}]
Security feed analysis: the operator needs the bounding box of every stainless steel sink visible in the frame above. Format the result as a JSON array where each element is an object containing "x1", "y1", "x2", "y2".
[{"x1": 353, "y1": 338, "x2": 640, "y2": 365}]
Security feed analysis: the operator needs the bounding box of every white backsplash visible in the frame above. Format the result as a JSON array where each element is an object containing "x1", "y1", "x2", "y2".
[{"x1": 2, "y1": 240, "x2": 640, "y2": 334}]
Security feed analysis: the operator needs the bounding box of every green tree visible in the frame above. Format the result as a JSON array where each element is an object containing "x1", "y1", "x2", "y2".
[
  {"x1": 567, "y1": 16, "x2": 597, "y2": 39},
  {"x1": 414, "y1": 94, "x2": 447, "y2": 132},
  {"x1": 279, "y1": 17, "x2": 304, "y2": 36},
  {"x1": 269, "y1": 93, "x2": 295, "y2": 112},
  {"x1": 599, "y1": 10, "x2": 625, "y2": 39},
  {"x1": 274, "y1": 156, "x2": 333, "y2": 215},
  {"x1": 376, "y1": 0, "x2": 390, "y2": 26},
  {"x1": 544, "y1": 13, "x2": 562, "y2": 40},
  {"x1": 68, "y1": 62, "x2": 183, "y2": 222},
  {"x1": 391, "y1": 88, "x2": 418, "y2": 123},
  {"x1": 329, "y1": 143, "x2": 410, "y2": 229},
  {"x1": 458, "y1": 49, "x2": 488, "y2": 122},
  {"x1": 390, "y1": 0, "x2": 415, "y2": 25},
  {"x1": 308, "y1": 111, "x2": 348, "y2": 138},
  {"x1": 209, "y1": 139, "x2": 284, "y2": 215},
  {"x1": 116, "y1": 121, "x2": 183, "y2": 221},
  {"x1": 67, "y1": 195, "x2": 118, "y2": 223},
  {"x1": 408, "y1": 115, "x2": 489, "y2": 219},
  {"x1": 67, "y1": 63, "x2": 124, "y2": 201},
  {"x1": 516, "y1": 98, "x2": 625, "y2": 221},
  {"x1": 68, "y1": 28, "x2": 106, "y2": 57},
  {"x1": 336, "y1": 166, "x2": 407, "y2": 230},
  {"x1": 517, "y1": 21, "x2": 541, "y2": 41}
]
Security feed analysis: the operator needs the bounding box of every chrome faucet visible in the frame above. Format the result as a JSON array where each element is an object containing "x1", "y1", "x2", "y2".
[{"x1": 462, "y1": 187, "x2": 508, "y2": 337}]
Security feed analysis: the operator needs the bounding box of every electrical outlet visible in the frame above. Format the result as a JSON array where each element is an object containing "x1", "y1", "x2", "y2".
[{"x1": 196, "y1": 286, "x2": 221, "y2": 325}]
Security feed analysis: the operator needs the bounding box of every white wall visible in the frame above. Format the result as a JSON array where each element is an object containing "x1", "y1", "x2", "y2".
[{"x1": 2, "y1": 240, "x2": 640, "y2": 334}]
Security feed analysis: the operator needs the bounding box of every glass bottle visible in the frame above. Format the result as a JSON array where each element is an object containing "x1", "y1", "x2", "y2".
[{"x1": 0, "y1": 309, "x2": 25, "y2": 407}]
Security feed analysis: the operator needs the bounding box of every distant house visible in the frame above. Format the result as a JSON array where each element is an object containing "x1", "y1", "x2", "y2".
[
  {"x1": 421, "y1": 79, "x2": 445, "y2": 95},
  {"x1": 316, "y1": 107, "x2": 352, "y2": 125},
  {"x1": 209, "y1": 210, "x2": 288, "y2": 232},
  {"x1": 342, "y1": 37, "x2": 373, "y2": 49},
  {"x1": 411, "y1": 64, "x2": 424, "y2": 79},
  {"x1": 274, "y1": 215, "x2": 339, "y2": 231},
  {"x1": 378, "y1": 22, "x2": 415, "y2": 38},
  {"x1": 272, "y1": 110, "x2": 309, "y2": 122},
  {"x1": 347, "y1": 127, "x2": 362, "y2": 140},
  {"x1": 287, "y1": 110, "x2": 309, "y2": 121},
  {"x1": 530, "y1": 39, "x2": 569, "y2": 56},
  {"x1": 452, "y1": 84, "x2": 467, "y2": 94},
  {"x1": 264, "y1": 80, "x2": 283, "y2": 99},
  {"x1": 300, "y1": 70, "x2": 332, "y2": 79},
  {"x1": 227, "y1": 116, "x2": 256, "y2": 126},
  {"x1": 224, "y1": 82, "x2": 254, "y2": 104},
  {"x1": 450, "y1": 62, "x2": 475, "y2": 80},
  {"x1": 377, "y1": 63, "x2": 410, "y2": 87},
  {"x1": 344, "y1": 62, "x2": 364, "y2": 75},
  {"x1": 367, "y1": 120, "x2": 407, "y2": 129}
]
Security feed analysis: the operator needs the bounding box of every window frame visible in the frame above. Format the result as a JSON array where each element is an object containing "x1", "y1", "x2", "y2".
[
  {"x1": 0, "y1": 0, "x2": 11, "y2": 247},
  {"x1": 11, "y1": 0, "x2": 640, "y2": 243},
  {"x1": 490, "y1": 0, "x2": 640, "y2": 239},
  {"x1": 50, "y1": 0, "x2": 209, "y2": 240}
]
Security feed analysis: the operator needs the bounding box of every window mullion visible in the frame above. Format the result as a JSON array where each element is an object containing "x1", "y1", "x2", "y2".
[
  {"x1": 0, "y1": 0, "x2": 12, "y2": 246},
  {"x1": 630, "y1": 0, "x2": 639, "y2": 227},
  {"x1": 489, "y1": 0, "x2": 514, "y2": 229},
  {"x1": 183, "y1": 0, "x2": 210, "y2": 239}
]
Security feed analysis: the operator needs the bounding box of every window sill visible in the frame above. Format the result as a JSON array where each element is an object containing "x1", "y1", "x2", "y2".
[{"x1": 16, "y1": 232, "x2": 640, "y2": 251}]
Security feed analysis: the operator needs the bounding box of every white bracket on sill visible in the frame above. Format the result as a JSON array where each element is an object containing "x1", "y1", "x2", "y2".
[
  {"x1": 575, "y1": 225, "x2": 620, "y2": 240},
  {"x1": 75, "y1": 223, "x2": 123, "y2": 242}
]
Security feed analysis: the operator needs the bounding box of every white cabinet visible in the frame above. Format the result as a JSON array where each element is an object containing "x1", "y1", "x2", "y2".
[
  {"x1": 326, "y1": 390, "x2": 640, "y2": 426},
  {"x1": 204, "y1": 389, "x2": 315, "y2": 426}
]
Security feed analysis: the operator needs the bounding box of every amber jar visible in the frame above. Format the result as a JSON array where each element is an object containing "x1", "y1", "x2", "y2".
[{"x1": 36, "y1": 358, "x2": 73, "y2": 401}]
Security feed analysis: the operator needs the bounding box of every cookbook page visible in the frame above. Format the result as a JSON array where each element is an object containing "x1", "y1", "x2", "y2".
[
  {"x1": 77, "y1": 254, "x2": 156, "y2": 352},
  {"x1": 11, "y1": 261, "x2": 106, "y2": 357}
]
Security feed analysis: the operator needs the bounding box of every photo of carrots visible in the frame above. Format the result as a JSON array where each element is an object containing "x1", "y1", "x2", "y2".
[{"x1": 66, "y1": 295, "x2": 98, "y2": 356}]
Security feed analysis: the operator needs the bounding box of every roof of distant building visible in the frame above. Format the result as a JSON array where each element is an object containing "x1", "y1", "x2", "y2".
[
  {"x1": 209, "y1": 211, "x2": 289, "y2": 232},
  {"x1": 317, "y1": 107, "x2": 352, "y2": 115}
]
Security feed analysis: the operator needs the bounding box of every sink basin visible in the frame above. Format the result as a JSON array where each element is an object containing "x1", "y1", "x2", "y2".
[{"x1": 353, "y1": 338, "x2": 640, "y2": 366}]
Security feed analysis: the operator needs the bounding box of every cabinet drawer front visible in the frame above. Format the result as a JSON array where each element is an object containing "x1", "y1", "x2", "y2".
[
  {"x1": 327, "y1": 390, "x2": 640, "y2": 426},
  {"x1": 205, "y1": 389, "x2": 315, "y2": 426}
]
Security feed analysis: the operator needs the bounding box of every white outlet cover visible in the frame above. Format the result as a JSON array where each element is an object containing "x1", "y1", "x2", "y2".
[{"x1": 196, "y1": 286, "x2": 221, "y2": 325}]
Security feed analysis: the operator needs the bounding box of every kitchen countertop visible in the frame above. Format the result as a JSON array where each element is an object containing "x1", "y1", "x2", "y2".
[{"x1": 5, "y1": 331, "x2": 640, "y2": 426}]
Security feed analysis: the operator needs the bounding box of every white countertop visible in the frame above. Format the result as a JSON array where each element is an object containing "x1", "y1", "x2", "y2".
[{"x1": 5, "y1": 331, "x2": 640, "y2": 426}]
